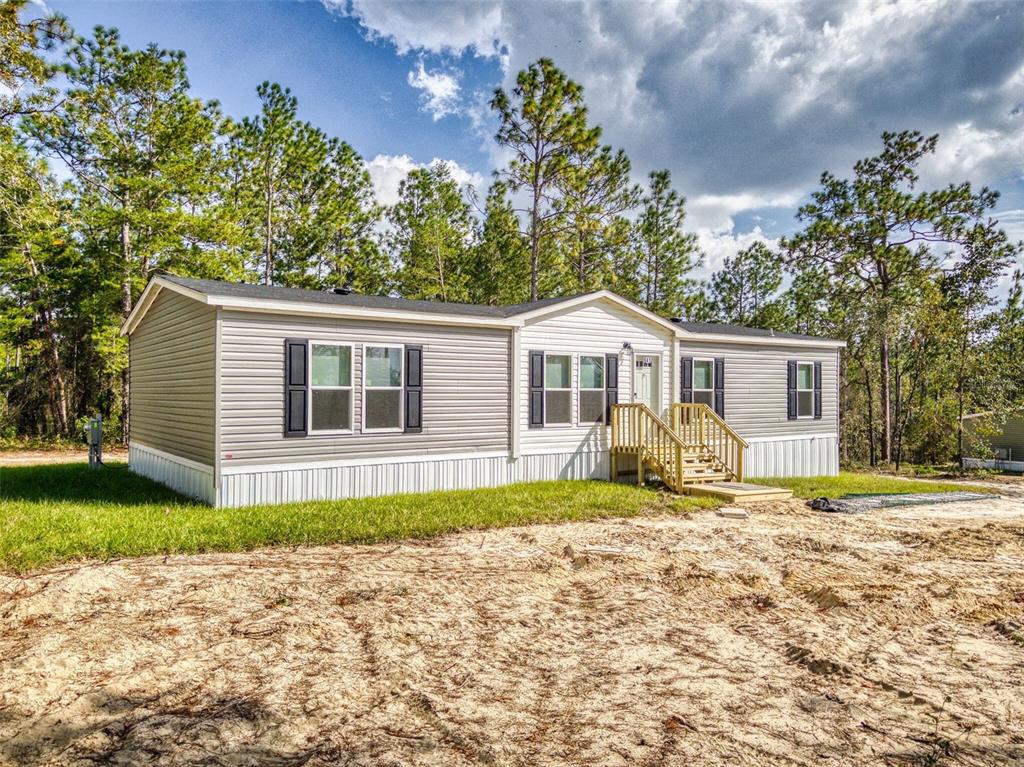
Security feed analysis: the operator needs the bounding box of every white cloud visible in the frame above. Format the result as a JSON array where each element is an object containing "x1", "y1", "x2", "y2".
[
  {"x1": 920, "y1": 122, "x2": 1024, "y2": 188},
  {"x1": 324, "y1": 0, "x2": 503, "y2": 57},
  {"x1": 694, "y1": 226, "x2": 779, "y2": 280},
  {"x1": 687, "y1": 190, "x2": 805, "y2": 233},
  {"x1": 365, "y1": 153, "x2": 486, "y2": 206},
  {"x1": 330, "y1": 0, "x2": 1023, "y2": 200},
  {"x1": 407, "y1": 61, "x2": 462, "y2": 120},
  {"x1": 336, "y1": 0, "x2": 1023, "y2": 299}
]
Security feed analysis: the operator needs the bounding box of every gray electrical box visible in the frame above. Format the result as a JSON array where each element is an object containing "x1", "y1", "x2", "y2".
[{"x1": 84, "y1": 414, "x2": 103, "y2": 470}]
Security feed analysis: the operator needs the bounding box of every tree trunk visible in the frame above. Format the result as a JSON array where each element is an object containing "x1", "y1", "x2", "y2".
[
  {"x1": 878, "y1": 333, "x2": 891, "y2": 464},
  {"x1": 435, "y1": 237, "x2": 446, "y2": 302},
  {"x1": 25, "y1": 248, "x2": 70, "y2": 436},
  {"x1": 264, "y1": 182, "x2": 274, "y2": 285},
  {"x1": 529, "y1": 188, "x2": 540, "y2": 302},
  {"x1": 121, "y1": 215, "x2": 133, "y2": 445},
  {"x1": 865, "y1": 371, "x2": 876, "y2": 467},
  {"x1": 893, "y1": 362, "x2": 902, "y2": 470},
  {"x1": 955, "y1": 334, "x2": 969, "y2": 469}
]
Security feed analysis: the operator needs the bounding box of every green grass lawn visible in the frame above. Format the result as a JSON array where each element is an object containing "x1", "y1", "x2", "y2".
[
  {"x1": 0, "y1": 461, "x2": 718, "y2": 573},
  {"x1": 2, "y1": 463, "x2": 995, "y2": 574},
  {"x1": 750, "y1": 472, "x2": 993, "y2": 499}
]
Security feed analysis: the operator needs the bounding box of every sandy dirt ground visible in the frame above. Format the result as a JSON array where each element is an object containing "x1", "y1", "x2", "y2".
[
  {"x1": 0, "y1": 449, "x2": 128, "y2": 466},
  {"x1": 1, "y1": 488, "x2": 1023, "y2": 766}
]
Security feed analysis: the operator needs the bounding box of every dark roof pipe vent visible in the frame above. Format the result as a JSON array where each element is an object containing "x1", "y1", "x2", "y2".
[
  {"x1": 332, "y1": 286, "x2": 353, "y2": 296},
  {"x1": 669, "y1": 317, "x2": 683, "y2": 323}
]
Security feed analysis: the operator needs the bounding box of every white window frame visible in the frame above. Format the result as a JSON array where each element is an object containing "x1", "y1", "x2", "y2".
[
  {"x1": 362, "y1": 343, "x2": 405, "y2": 434},
  {"x1": 796, "y1": 360, "x2": 814, "y2": 419},
  {"x1": 543, "y1": 352, "x2": 573, "y2": 427},
  {"x1": 308, "y1": 341, "x2": 354, "y2": 436},
  {"x1": 577, "y1": 353, "x2": 606, "y2": 426},
  {"x1": 692, "y1": 357, "x2": 715, "y2": 408}
]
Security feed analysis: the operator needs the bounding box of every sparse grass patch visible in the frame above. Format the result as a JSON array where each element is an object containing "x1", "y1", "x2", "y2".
[
  {"x1": 752, "y1": 471, "x2": 993, "y2": 500},
  {"x1": 0, "y1": 461, "x2": 718, "y2": 573}
]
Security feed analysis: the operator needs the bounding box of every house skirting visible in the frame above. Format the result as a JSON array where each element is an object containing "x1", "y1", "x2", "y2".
[
  {"x1": 964, "y1": 457, "x2": 1024, "y2": 473},
  {"x1": 129, "y1": 437, "x2": 837, "y2": 508},
  {"x1": 129, "y1": 442, "x2": 217, "y2": 505},
  {"x1": 217, "y1": 449, "x2": 610, "y2": 508},
  {"x1": 743, "y1": 434, "x2": 839, "y2": 478}
]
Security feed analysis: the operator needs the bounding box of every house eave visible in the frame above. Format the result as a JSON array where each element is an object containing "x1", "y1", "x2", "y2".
[
  {"x1": 121, "y1": 276, "x2": 523, "y2": 335},
  {"x1": 675, "y1": 331, "x2": 847, "y2": 349}
]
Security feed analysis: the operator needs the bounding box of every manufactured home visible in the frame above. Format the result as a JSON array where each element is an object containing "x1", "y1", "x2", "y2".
[
  {"x1": 121, "y1": 275, "x2": 845, "y2": 506},
  {"x1": 963, "y1": 411, "x2": 1024, "y2": 473}
]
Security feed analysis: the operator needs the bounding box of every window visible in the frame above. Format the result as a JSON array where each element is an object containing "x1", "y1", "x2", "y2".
[
  {"x1": 309, "y1": 343, "x2": 352, "y2": 433},
  {"x1": 364, "y1": 345, "x2": 403, "y2": 431},
  {"x1": 579, "y1": 355, "x2": 605, "y2": 424},
  {"x1": 796, "y1": 362, "x2": 814, "y2": 418},
  {"x1": 693, "y1": 359, "x2": 714, "y2": 407},
  {"x1": 544, "y1": 354, "x2": 572, "y2": 425}
]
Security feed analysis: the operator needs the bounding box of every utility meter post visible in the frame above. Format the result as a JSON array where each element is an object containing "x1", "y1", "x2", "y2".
[{"x1": 85, "y1": 414, "x2": 103, "y2": 470}]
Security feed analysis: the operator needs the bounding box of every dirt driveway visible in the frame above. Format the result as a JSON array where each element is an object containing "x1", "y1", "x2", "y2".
[{"x1": 1, "y1": 490, "x2": 1022, "y2": 766}]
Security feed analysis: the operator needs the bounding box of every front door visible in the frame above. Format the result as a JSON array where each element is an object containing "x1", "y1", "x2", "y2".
[{"x1": 633, "y1": 354, "x2": 659, "y2": 412}]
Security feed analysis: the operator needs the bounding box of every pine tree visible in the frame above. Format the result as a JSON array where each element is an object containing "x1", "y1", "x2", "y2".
[
  {"x1": 468, "y1": 181, "x2": 531, "y2": 304},
  {"x1": 230, "y1": 83, "x2": 386, "y2": 290},
  {"x1": 783, "y1": 130, "x2": 1020, "y2": 463},
  {"x1": 0, "y1": 0, "x2": 69, "y2": 126},
  {"x1": 388, "y1": 163, "x2": 473, "y2": 302},
  {"x1": 555, "y1": 144, "x2": 640, "y2": 294},
  {"x1": 706, "y1": 241, "x2": 784, "y2": 327},
  {"x1": 28, "y1": 27, "x2": 231, "y2": 440},
  {"x1": 491, "y1": 58, "x2": 598, "y2": 300},
  {"x1": 632, "y1": 170, "x2": 703, "y2": 317},
  {"x1": 230, "y1": 81, "x2": 301, "y2": 285}
]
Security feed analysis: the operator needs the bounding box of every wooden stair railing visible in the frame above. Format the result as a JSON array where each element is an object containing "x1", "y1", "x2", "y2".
[
  {"x1": 610, "y1": 403, "x2": 730, "y2": 492},
  {"x1": 670, "y1": 403, "x2": 748, "y2": 481}
]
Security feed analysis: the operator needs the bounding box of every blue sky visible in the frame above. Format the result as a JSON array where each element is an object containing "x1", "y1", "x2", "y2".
[{"x1": 49, "y1": 0, "x2": 1024, "y2": 291}]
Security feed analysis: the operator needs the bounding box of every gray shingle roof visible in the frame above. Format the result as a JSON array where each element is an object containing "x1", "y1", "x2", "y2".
[
  {"x1": 161, "y1": 275, "x2": 578, "y2": 319},
  {"x1": 672, "y1": 319, "x2": 830, "y2": 342},
  {"x1": 158, "y1": 275, "x2": 840, "y2": 343}
]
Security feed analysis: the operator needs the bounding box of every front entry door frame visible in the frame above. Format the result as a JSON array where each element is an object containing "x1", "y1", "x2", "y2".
[{"x1": 631, "y1": 351, "x2": 662, "y2": 414}]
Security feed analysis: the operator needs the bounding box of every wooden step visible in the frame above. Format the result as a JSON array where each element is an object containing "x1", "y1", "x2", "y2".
[
  {"x1": 679, "y1": 464, "x2": 726, "y2": 474},
  {"x1": 679, "y1": 472, "x2": 732, "y2": 483},
  {"x1": 686, "y1": 482, "x2": 794, "y2": 502}
]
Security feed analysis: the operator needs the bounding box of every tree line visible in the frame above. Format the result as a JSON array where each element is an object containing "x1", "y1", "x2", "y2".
[{"x1": 1, "y1": 0, "x2": 1021, "y2": 467}]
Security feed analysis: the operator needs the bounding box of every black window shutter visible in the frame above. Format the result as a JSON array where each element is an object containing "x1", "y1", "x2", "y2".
[
  {"x1": 284, "y1": 338, "x2": 308, "y2": 438},
  {"x1": 404, "y1": 345, "x2": 423, "y2": 433},
  {"x1": 813, "y1": 360, "x2": 823, "y2": 420},
  {"x1": 528, "y1": 350, "x2": 544, "y2": 428},
  {"x1": 605, "y1": 353, "x2": 618, "y2": 423},
  {"x1": 680, "y1": 356, "x2": 693, "y2": 403},
  {"x1": 786, "y1": 360, "x2": 798, "y2": 421},
  {"x1": 714, "y1": 357, "x2": 725, "y2": 418}
]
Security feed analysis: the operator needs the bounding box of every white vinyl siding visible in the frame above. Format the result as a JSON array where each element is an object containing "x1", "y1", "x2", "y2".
[
  {"x1": 678, "y1": 339, "x2": 838, "y2": 440},
  {"x1": 129, "y1": 289, "x2": 216, "y2": 465},
  {"x1": 520, "y1": 301, "x2": 674, "y2": 454},
  {"x1": 219, "y1": 311, "x2": 510, "y2": 467}
]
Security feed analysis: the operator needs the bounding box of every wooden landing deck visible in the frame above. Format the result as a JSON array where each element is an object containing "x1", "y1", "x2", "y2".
[{"x1": 685, "y1": 482, "x2": 794, "y2": 503}]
